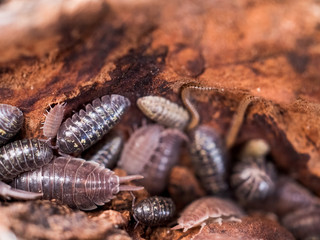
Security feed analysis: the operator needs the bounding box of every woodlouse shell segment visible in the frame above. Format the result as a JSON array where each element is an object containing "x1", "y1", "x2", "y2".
[
  {"x1": 57, "y1": 94, "x2": 130, "y2": 155},
  {"x1": 172, "y1": 197, "x2": 244, "y2": 232},
  {"x1": 137, "y1": 96, "x2": 189, "y2": 130},
  {"x1": 43, "y1": 102, "x2": 66, "y2": 139},
  {"x1": 11, "y1": 157, "x2": 144, "y2": 211},
  {"x1": 0, "y1": 139, "x2": 53, "y2": 181},
  {"x1": 0, "y1": 104, "x2": 24, "y2": 146},
  {"x1": 189, "y1": 125, "x2": 228, "y2": 195},
  {"x1": 231, "y1": 156, "x2": 276, "y2": 203},
  {"x1": 133, "y1": 196, "x2": 176, "y2": 226}
]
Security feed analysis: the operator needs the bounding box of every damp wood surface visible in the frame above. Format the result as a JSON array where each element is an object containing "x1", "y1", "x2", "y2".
[{"x1": 0, "y1": 0, "x2": 319, "y2": 239}]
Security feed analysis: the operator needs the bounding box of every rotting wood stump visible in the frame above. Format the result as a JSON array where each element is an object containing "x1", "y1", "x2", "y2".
[{"x1": 0, "y1": 0, "x2": 319, "y2": 239}]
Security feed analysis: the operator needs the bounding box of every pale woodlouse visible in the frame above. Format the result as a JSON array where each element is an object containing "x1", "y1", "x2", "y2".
[
  {"x1": 132, "y1": 196, "x2": 176, "y2": 226},
  {"x1": 189, "y1": 125, "x2": 228, "y2": 195},
  {"x1": 118, "y1": 124, "x2": 187, "y2": 195},
  {"x1": 56, "y1": 94, "x2": 130, "y2": 155},
  {"x1": 171, "y1": 196, "x2": 244, "y2": 232},
  {"x1": 82, "y1": 131, "x2": 124, "y2": 169},
  {"x1": 0, "y1": 104, "x2": 24, "y2": 146},
  {"x1": 10, "y1": 156, "x2": 144, "y2": 210},
  {"x1": 137, "y1": 96, "x2": 189, "y2": 130},
  {"x1": 42, "y1": 102, "x2": 66, "y2": 140}
]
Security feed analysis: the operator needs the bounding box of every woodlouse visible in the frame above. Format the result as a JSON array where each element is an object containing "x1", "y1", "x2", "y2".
[
  {"x1": 82, "y1": 131, "x2": 124, "y2": 169},
  {"x1": 231, "y1": 155, "x2": 276, "y2": 203},
  {"x1": 132, "y1": 196, "x2": 176, "y2": 226},
  {"x1": 137, "y1": 96, "x2": 189, "y2": 130},
  {"x1": 189, "y1": 125, "x2": 228, "y2": 195},
  {"x1": 282, "y1": 206, "x2": 320, "y2": 240},
  {"x1": 10, "y1": 156, "x2": 144, "y2": 210},
  {"x1": 42, "y1": 102, "x2": 66, "y2": 139},
  {"x1": 171, "y1": 196, "x2": 243, "y2": 232},
  {"x1": 0, "y1": 104, "x2": 24, "y2": 146},
  {"x1": 118, "y1": 124, "x2": 187, "y2": 195},
  {"x1": 56, "y1": 94, "x2": 130, "y2": 155}
]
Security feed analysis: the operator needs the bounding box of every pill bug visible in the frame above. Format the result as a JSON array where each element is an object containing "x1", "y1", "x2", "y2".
[
  {"x1": 0, "y1": 104, "x2": 24, "y2": 146},
  {"x1": 10, "y1": 156, "x2": 144, "y2": 210},
  {"x1": 282, "y1": 206, "x2": 320, "y2": 240},
  {"x1": 42, "y1": 102, "x2": 66, "y2": 139},
  {"x1": 137, "y1": 96, "x2": 189, "y2": 130},
  {"x1": 132, "y1": 196, "x2": 176, "y2": 226},
  {"x1": 231, "y1": 155, "x2": 276, "y2": 203},
  {"x1": 56, "y1": 94, "x2": 130, "y2": 155},
  {"x1": 189, "y1": 125, "x2": 228, "y2": 195},
  {"x1": 118, "y1": 124, "x2": 187, "y2": 195},
  {"x1": 82, "y1": 131, "x2": 124, "y2": 169},
  {"x1": 171, "y1": 196, "x2": 244, "y2": 232}
]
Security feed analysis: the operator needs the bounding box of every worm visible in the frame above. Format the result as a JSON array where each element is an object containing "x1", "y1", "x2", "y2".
[
  {"x1": 231, "y1": 155, "x2": 276, "y2": 203},
  {"x1": 189, "y1": 125, "x2": 228, "y2": 195},
  {"x1": 42, "y1": 102, "x2": 66, "y2": 139},
  {"x1": 10, "y1": 156, "x2": 144, "y2": 210},
  {"x1": 132, "y1": 196, "x2": 176, "y2": 226},
  {"x1": 57, "y1": 94, "x2": 130, "y2": 155},
  {"x1": 118, "y1": 124, "x2": 187, "y2": 195},
  {"x1": 171, "y1": 196, "x2": 244, "y2": 232},
  {"x1": 82, "y1": 131, "x2": 124, "y2": 169},
  {"x1": 0, "y1": 139, "x2": 53, "y2": 200},
  {"x1": 0, "y1": 104, "x2": 24, "y2": 146},
  {"x1": 137, "y1": 96, "x2": 189, "y2": 130},
  {"x1": 282, "y1": 206, "x2": 320, "y2": 240}
]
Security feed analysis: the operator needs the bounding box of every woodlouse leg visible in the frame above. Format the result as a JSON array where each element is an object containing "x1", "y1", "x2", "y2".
[
  {"x1": 130, "y1": 192, "x2": 141, "y2": 229},
  {"x1": 0, "y1": 181, "x2": 42, "y2": 200},
  {"x1": 190, "y1": 222, "x2": 207, "y2": 240}
]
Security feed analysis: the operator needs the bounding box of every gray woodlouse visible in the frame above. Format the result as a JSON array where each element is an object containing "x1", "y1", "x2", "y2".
[
  {"x1": 282, "y1": 206, "x2": 320, "y2": 240},
  {"x1": 10, "y1": 156, "x2": 144, "y2": 210},
  {"x1": 42, "y1": 102, "x2": 66, "y2": 139},
  {"x1": 189, "y1": 125, "x2": 228, "y2": 195},
  {"x1": 56, "y1": 94, "x2": 130, "y2": 155},
  {"x1": 137, "y1": 96, "x2": 189, "y2": 130},
  {"x1": 118, "y1": 124, "x2": 187, "y2": 195},
  {"x1": 231, "y1": 155, "x2": 276, "y2": 203},
  {"x1": 132, "y1": 196, "x2": 176, "y2": 226},
  {"x1": 82, "y1": 131, "x2": 124, "y2": 169},
  {"x1": 171, "y1": 196, "x2": 243, "y2": 232},
  {"x1": 0, "y1": 104, "x2": 24, "y2": 146}
]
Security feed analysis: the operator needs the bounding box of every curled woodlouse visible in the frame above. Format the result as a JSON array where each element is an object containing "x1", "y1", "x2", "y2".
[
  {"x1": 42, "y1": 102, "x2": 66, "y2": 139},
  {"x1": 10, "y1": 156, "x2": 144, "y2": 210},
  {"x1": 82, "y1": 131, "x2": 124, "y2": 169},
  {"x1": 118, "y1": 124, "x2": 187, "y2": 195},
  {"x1": 282, "y1": 206, "x2": 320, "y2": 240},
  {"x1": 0, "y1": 104, "x2": 24, "y2": 146},
  {"x1": 132, "y1": 196, "x2": 176, "y2": 226},
  {"x1": 189, "y1": 125, "x2": 228, "y2": 195},
  {"x1": 231, "y1": 155, "x2": 276, "y2": 203},
  {"x1": 57, "y1": 94, "x2": 130, "y2": 155},
  {"x1": 137, "y1": 96, "x2": 189, "y2": 130},
  {"x1": 171, "y1": 196, "x2": 243, "y2": 232}
]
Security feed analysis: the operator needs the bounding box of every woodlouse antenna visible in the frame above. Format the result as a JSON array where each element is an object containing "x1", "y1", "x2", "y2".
[
  {"x1": 180, "y1": 82, "x2": 224, "y2": 130},
  {"x1": 225, "y1": 95, "x2": 258, "y2": 149},
  {"x1": 119, "y1": 175, "x2": 144, "y2": 183}
]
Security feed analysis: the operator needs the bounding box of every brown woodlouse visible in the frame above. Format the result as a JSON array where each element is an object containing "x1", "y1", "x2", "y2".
[
  {"x1": 0, "y1": 104, "x2": 24, "y2": 146},
  {"x1": 137, "y1": 96, "x2": 189, "y2": 130},
  {"x1": 282, "y1": 206, "x2": 320, "y2": 239},
  {"x1": 82, "y1": 131, "x2": 124, "y2": 169},
  {"x1": 42, "y1": 102, "x2": 66, "y2": 140},
  {"x1": 132, "y1": 196, "x2": 176, "y2": 226},
  {"x1": 171, "y1": 196, "x2": 243, "y2": 232},
  {"x1": 10, "y1": 156, "x2": 144, "y2": 210},
  {"x1": 231, "y1": 139, "x2": 276, "y2": 203},
  {"x1": 56, "y1": 94, "x2": 130, "y2": 155},
  {"x1": 189, "y1": 125, "x2": 228, "y2": 195},
  {"x1": 118, "y1": 124, "x2": 187, "y2": 195}
]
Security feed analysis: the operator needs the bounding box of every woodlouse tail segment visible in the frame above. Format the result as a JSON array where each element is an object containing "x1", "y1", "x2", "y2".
[
  {"x1": 0, "y1": 181, "x2": 42, "y2": 200},
  {"x1": 119, "y1": 185, "x2": 144, "y2": 192},
  {"x1": 161, "y1": 128, "x2": 189, "y2": 143},
  {"x1": 119, "y1": 175, "x2": 144, "y2": 192},
  {"x1": 119, "y1": 175, "x2": 144, "y2": 183},
  {"x1": 171, "y1": 224, "x2": 185, "y2": 231},
  {"x1": 225, "y1": 95, "x2": 259, "y2": 150}
]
